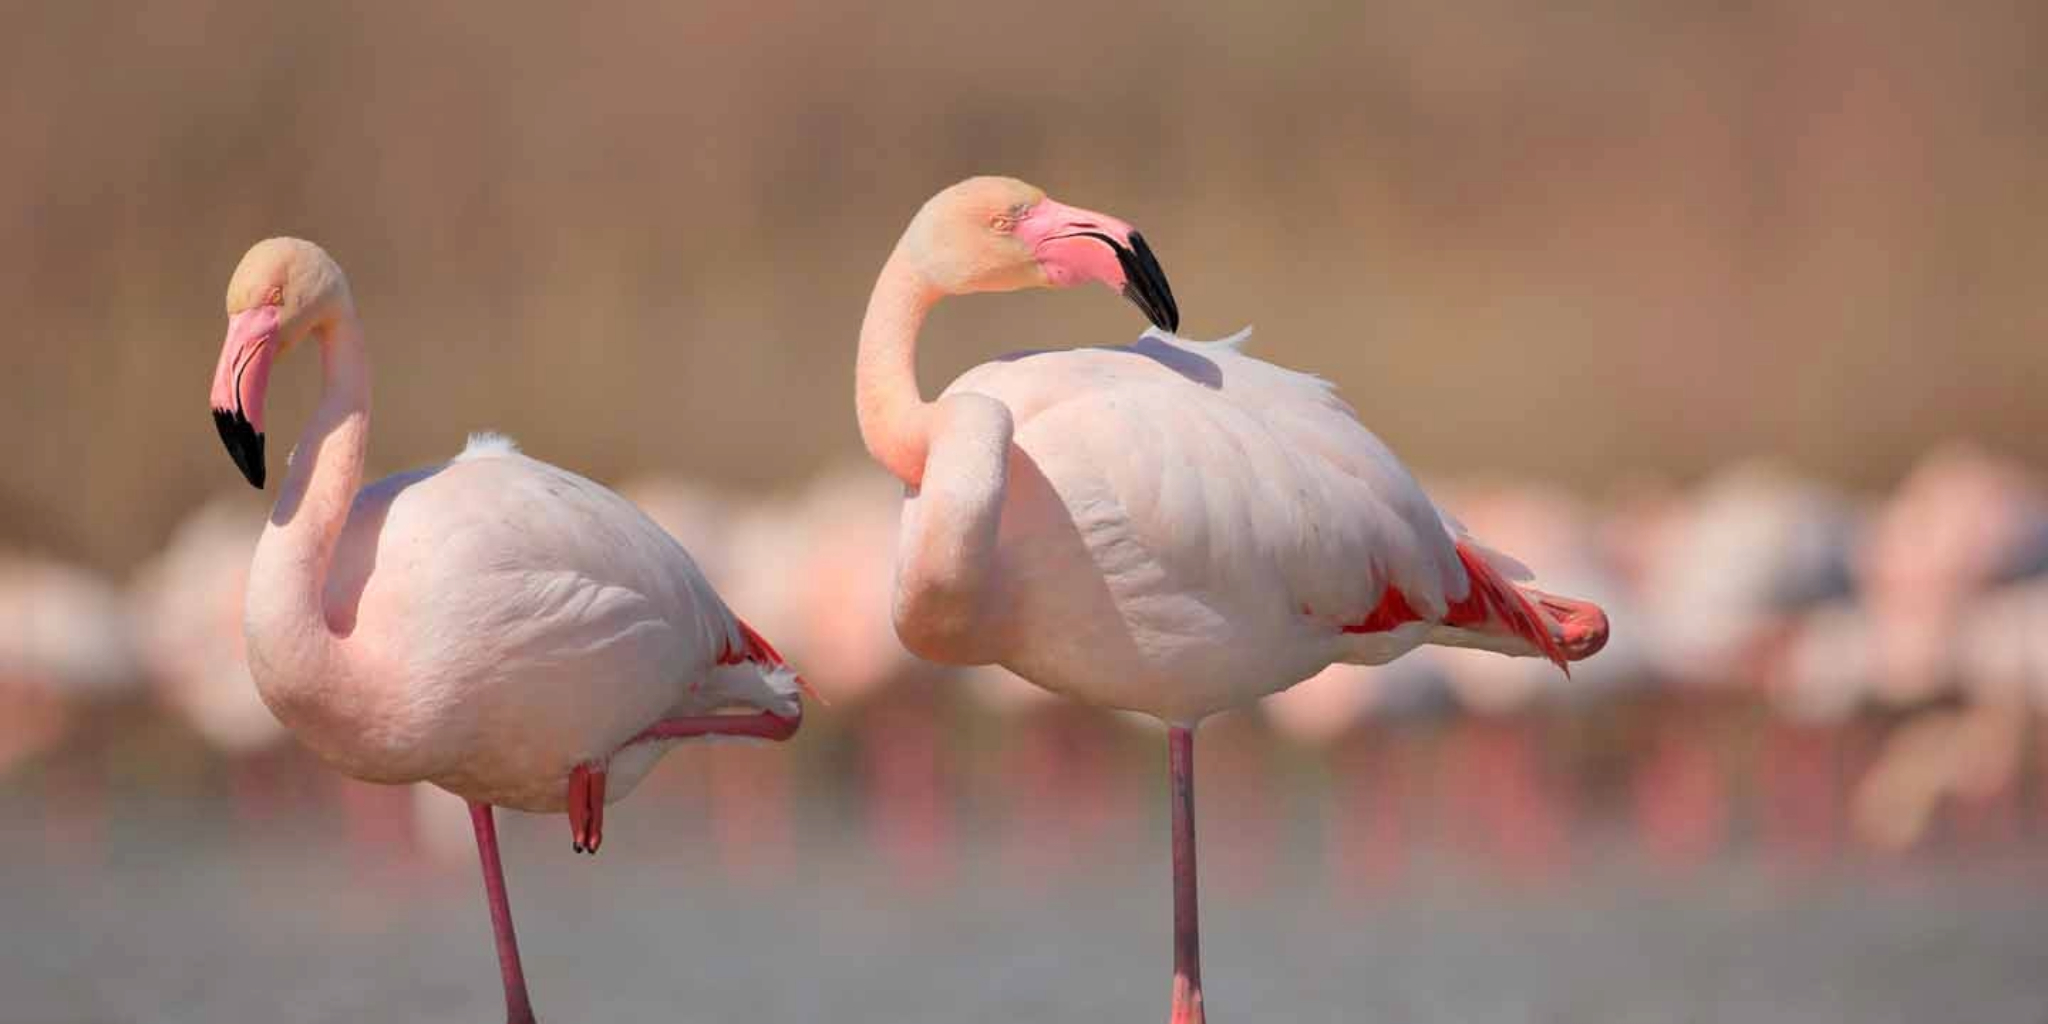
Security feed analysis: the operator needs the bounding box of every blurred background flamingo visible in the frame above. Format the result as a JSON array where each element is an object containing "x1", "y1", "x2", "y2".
[
  {"x1": 9, "y1": 2, "x2": 2048, "y2": 1016},
  {"x1": 0, "y1": 551, "x2": 141, "y2": 862}
]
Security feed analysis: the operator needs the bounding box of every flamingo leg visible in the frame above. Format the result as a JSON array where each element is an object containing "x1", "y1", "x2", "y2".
[
  {"x1": 468, "y1": 801, "x2": 539, "y2": 1024},
  {"x1": 560, "y1": 710, "x2": 799, "y2": 854},
  {"x1": 633, "y1": 709, "x2": 800, "y2": 743},
  {"x1": 1168, "y1": 725, "x2": 1207, "y2": 1024}
]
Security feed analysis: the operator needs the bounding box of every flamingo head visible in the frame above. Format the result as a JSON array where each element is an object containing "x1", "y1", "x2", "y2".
[
  {"x1": 210, "y1": 237, "x2": 351, "y2": 489},
  {"x1": 904, "y1": 176, "x2": 1179, "y2": 331}
]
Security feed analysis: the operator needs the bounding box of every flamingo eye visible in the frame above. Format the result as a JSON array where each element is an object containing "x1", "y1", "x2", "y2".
[{"x1": 990, "y1": 201, "x2": 1035, "y2": 234}]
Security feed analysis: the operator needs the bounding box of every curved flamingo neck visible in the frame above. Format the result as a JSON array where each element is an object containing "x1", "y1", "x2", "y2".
[
  {"x1": 856, "y1": 244, "x2": 942, "y2": 486},
  {"x1": 248, "y1": 309, "x2": 370, "y2": 682}
]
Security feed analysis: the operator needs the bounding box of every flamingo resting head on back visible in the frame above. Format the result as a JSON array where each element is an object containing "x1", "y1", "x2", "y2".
[
  {"x1": 208, "y1": 238, "x2": 807, "y2": 1024},
  {"x1": 858, "y1": 176, "x2": 1609, "y2": 1023}
]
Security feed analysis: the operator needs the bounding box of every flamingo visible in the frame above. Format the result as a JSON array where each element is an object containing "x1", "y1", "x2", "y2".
[
  {"x1": 129, "y1": 496, "x2": 300, "y2": 813},
  {"x1": 1411, "y1": 482, "x2": 1643, "y2": 879},
  {"x1": 0, "y1": 552, "x2": 141, "y2": 859},
  {"x1": 0, "y1": 556, "x2": 120, "y2": 775},
  {"x1": 1624, "y1": 463, "x2": 1861, "y2": 868},
  {"x1": 1632, "y1": 462, "x2": 1861, "y2": 689},
  {"x1": 1859, "y1": 444, "x2": 2048, "y2": 703},
  {"x1": 1954, "y1": 578, "x2": 2048, "y2": 846},
  {"x1": 854, "y1": 177, "x2": 1610, "y2": 1021},
  {"x1": 788, "y1": 468, "x2": 964, "y2": 884},
  {"x1": 134, "y1": 494, "x2": 459, "y2": 871},
  {"x1": 614, "y1": 475, "x2": 780, "y2": 879},
  {"x1": 1762, "y1": 598, "x2": 1875, "y2": 864},
  {"x1": 1260, "y1": 660, "x2": 1437, "y2": 894},
  {"x1": 715, "y1": 467, "x2": 967, "y2": 886},
  {"x1": 1853, "y1": 446, "x2": 2048, "y2": 851},
  {"x1": 205, "y1": 238, "x2": 808, "y2": 1023},
  {"x1": 613, "y1": 474, "x2": 740, "y2": 587},
  {"x1": 960, "y1": 663, "x2": 1147, "y2": 885}
]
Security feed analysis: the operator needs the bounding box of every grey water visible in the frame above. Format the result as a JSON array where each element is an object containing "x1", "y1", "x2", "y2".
[{"x1": 3, "y1": 787, "x2": 2045, "y2": 1024}]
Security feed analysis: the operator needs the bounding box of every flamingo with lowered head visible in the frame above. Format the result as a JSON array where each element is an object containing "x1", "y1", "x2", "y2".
[
  {"x1": 206, "y1": 238, "x2": 807, "y2": 1024},
  {"x1": 856, "y1": 177, "x2": 1610, "y2": 1022}
]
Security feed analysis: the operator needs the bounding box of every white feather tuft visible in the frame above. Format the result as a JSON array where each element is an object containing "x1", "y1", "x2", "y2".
[
  {"x1": 1140, "y1": 325, "x2": 1256, "y2": 350},
  {"x1": 456, "y1": 431, "x2": 522, "y2": 461},
  {"x1": 1436, "y1": 508, "x2": 1536, "y2": 581},
  {"x1": 700, "y1": 659, "x2": 804, "y2": 720},
  {"x1": 1470, "y1": 540, "x2": 1537, "y2": 583}
]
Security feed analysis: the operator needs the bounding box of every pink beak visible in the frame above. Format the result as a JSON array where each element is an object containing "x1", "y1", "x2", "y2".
[
  {"x1": 1016, "y1": 198, "x2": 1179, "y2": 331},
  {"x1": 209, "y1": 304, "x2": 281, "y2": 489}
]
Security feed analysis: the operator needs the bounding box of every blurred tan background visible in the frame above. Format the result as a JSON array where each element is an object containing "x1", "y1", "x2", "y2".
[
  {"x1": 10, "y1": 5, "x2": 2048, "y2": 1022},
  {"x1": 6, "y1": 0, "x2": 2047, "y2": 570}
]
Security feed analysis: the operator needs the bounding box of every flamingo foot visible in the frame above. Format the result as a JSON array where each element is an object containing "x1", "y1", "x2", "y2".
[
  {"x1": 567, "y1": 763, "x2": 606, "y2": 855},
  {"x1": 1170, "y1": 973, "x2": 1207, "y2": 1024}
]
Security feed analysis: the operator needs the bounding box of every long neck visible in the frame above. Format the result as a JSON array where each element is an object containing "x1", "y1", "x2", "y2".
[
  {"x1": 856, "y1": 244, "x2": 942, "y2": 486},
  {"x1": 247, "y1": 309, "x2": 371, "y2": 680}
]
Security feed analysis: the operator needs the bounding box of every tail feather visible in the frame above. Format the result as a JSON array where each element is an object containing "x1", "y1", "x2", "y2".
[
  {"x1": 1443, "y1": 542, "x2": 1579, "y2": 672},
  {"x1": 1339, "y1": 541, "x2": 1612, "y2": 672},
  {"x1": 726, "y1": 615, "x2": 822, "y2": 707}
]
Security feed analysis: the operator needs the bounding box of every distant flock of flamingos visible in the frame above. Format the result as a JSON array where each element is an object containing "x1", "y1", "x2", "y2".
[{"x1": 2, "y1": 177, "x2": 2041, "y2": 1022}]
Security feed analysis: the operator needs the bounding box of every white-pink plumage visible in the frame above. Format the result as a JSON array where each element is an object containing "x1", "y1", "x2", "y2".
[
  {"x1": 1633, "y1": 462, "x2": 1862, "y2": 688},
  {"x1": 1859, "y1": 444, "x2": 2048, "y2": 703},
  {"x1": 205, "y1": 238, "x2": 805, "y2": 1023},
  {"x1": 131, "y1": 495, "x2": 281, "y2": 756},
  {"x1": 855, "y1": 177, "x2": 1609, "y2": 1022},
  {"x1": 1417, "y1": 481, "x2": 1645, "y2": 713},
  {"x1": 0, "y1": 553, "x2": 140, "y2": 775}
]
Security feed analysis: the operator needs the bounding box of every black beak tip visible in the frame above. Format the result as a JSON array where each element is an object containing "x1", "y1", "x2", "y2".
[
  {"x1": 213, "y1": 407, "x2": 266, "y2": 490},
  {"x1": 1116, "y1": 231, "x2": 1180, "y2": 333}
]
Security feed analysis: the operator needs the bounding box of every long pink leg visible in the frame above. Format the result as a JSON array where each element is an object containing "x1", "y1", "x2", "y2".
[
  {"x1": 634, "y1": 709, "x2": 800, "y2": 743},
  {"x1": 468, "y1": 802, "x2": 538, "y2": 1024},
  {"x1": 1168, "y1": 725, "x2": 1207, "y2": 1024}
]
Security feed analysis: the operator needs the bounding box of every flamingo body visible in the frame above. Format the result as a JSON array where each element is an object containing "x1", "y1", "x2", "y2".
[
  {"x1": 207, "y1": 238, "x2": 802, "y2": 1021},
  {"x1": 914, "y1": 329, "x2": 1597, "y2": 722},
  {"x1": 263, "y1": 434, "x2": 799, "y2": 811},
  {"x1": 858, "y1": 177, "x2": 1610, "y2": 1023}
]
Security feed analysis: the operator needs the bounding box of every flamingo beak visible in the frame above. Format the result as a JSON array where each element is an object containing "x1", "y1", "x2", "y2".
[
  {"x1": 209, "y1": 304, "x2": 281, "y2": 489},
  {"x1": 1020, "y1": 198, "x2": 1181, "y2": 332}
]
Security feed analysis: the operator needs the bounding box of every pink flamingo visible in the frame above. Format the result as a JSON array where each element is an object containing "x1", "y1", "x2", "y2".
[
  {"x1": 205, "y1": 238, "x2": 808, "y2": 1023},
  {"x1": 855, "y1": 177, "x2": 1609, "y2": 1022},
  {"x1": 1414, "y1": 482, "x2": 1641, "y2": 880},
  {"x1": 1262, "y1": 662, "x2": 1426, "y2": 894},
  {"x1": 794, "y1": 467, "x2": 966, "y2": 887},
  {"x1": 1626, "y1": 463, "x2": 1861, "y2": 868},
  {"x1": 137, "y1": 495, "x2": 473, "y2": 875},
  {"x1": 0, "y1": 552, "x2": 141, "y2": 860},
  {"x1": 614, "y1": 475, "x2": 788, "y2": 881},
  {"x1": 1763, "y1": 598, "x2": 1875, "y2": 864},
  {"x1": 1854, "y1": 445, "x2": 2048, "y2": 851},
  {"x1": 614, "y1": 474, "x2": 740, "y2": 585},
  {"x1": 1954, "y1": 579, "x2": 2048, "y2": 848},
  {"x1": 962, "y1": 663, "x2": 1147, "y2": 884},
  {"x1": 1859, "y1": 444, "x2": 2048, "y2": 703},
  {"x1": 1633, "y1": 462, "x2": 1861, "y2": 689},
  {"x1": 0, "y1": 558, "x2": 101, "y2": 775},
  {"x1": 130, "y1": 497, "x2": 305, "y2": 817}
]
